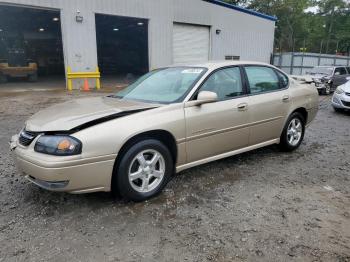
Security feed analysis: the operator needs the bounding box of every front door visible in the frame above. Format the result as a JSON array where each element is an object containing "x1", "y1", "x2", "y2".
[
  {"x1": 243, "y1": 66, "x2": 290, "y2": 145},
  {"x1": 185, "y1": 67, "x2": 250, "y2": 163},
  {"x1": 333, "y1": 67, "x2": 348, "y2": 88}
]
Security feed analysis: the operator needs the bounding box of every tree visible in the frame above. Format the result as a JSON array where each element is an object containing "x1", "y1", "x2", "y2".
[
  {"x1": 318, "y1": 0, "x2": 349, "y2": 53},
  {"x1": 221, "y1": 0, "x2": 248, "y2": 6},
  {"x1": 248, "y1": 0, "x2": 312, "y2": 51}
]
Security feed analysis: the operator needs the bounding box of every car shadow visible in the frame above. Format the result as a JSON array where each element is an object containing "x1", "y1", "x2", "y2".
[{"x1": 333, "y1": 109, "x2": 350, "y2": 116}]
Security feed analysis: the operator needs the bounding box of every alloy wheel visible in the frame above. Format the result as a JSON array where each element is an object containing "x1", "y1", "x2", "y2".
[
  {"x1": 287, "y1": 118, "x2": 303, "y2": 146},
  {"x1": 128, "y1": 149, "x2": 165, "y2": 193}
]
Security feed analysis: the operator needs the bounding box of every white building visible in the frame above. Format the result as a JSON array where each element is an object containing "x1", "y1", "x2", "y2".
[{"x1": 0, "y1": 0, "x2": 276, "y2": 86}]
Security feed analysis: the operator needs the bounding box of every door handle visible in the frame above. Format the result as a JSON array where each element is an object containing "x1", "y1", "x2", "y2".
[
  {"x1": 237, "y1": 103, "x2": 248, "y2": 111},
  {"x1": 282, "y1": 95, "x2": 290, "y2": 102}
]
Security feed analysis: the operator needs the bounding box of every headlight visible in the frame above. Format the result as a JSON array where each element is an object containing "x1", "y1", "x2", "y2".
[
  {"x1": 335, "y1": 87, "x2": 345, "y2": 94},
  {"x1": 34, "y1": 135, "x2": 82, "y2": 156}
]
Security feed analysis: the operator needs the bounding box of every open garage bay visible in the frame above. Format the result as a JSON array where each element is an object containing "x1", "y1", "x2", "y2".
[
  {"x1": 95, "y1": 14, "x2": 149, "y2": 86},
  {"x1": 0, "y1": 5, "x2": 65, "y2": 89}
]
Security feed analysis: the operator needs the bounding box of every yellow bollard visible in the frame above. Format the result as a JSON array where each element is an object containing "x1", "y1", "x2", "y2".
[
  {"x1": 95, "y1": 67, "x2": 101, "y2": 90},
  {"x1": 66, "y1": 66, "x2": 101, "y2": 91},
  {"x1": 67, "y1": 66, "x2": 73, "y2": 91}
]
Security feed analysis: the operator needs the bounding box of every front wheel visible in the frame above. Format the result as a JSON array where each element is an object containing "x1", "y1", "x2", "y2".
[
  {"x1": 114, "y1": 139, "x2": 174, "y2": 202},
  {"x1": 321, "y1": 84, "x2": 331, "y2": 95},
  {"x1": 279, "y1": 112, "x2": 305, "y2": 152},
  {"x1": 333, "y1": 107, "x2": 343, "y2": 113}
]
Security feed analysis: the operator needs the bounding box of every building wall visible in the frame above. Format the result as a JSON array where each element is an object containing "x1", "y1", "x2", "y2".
[{"x1": 0, "y1": 0, "x2": 275, "y2": 73}]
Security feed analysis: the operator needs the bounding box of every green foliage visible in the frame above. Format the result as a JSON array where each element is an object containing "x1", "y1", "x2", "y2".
[{"x1": 221, "y1": 0, "x2": 350, "y2": 54}]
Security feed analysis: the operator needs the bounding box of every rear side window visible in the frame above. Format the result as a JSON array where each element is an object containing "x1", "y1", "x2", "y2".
[{"x1": 245, "y1": 66, "x2": 280, "y2": 94}]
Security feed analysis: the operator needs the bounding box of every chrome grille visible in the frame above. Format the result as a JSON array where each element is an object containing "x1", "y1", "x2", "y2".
[{"x1": 19, "y1": 130, "x2": 39, "y2": 146}]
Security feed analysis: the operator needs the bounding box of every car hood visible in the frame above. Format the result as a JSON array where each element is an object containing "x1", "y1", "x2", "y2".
[
  {"x1": 301, "y1": 74, "x2": 329, "y2": 82},
  {"x1": 340, "y1": 81, "x2": 350, "y2": 92},
  {"x1": 25, "y1": 96, "x2": 159, "y2": 132},
  {"x1": 308, "y1": 74, "x2": 329, "y2": 79}
]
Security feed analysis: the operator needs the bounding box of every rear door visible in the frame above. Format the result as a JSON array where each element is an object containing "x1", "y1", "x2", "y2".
[
  {"x1": 244, "y1": 66, "x2": 290, "y2": 145},
  {"x1": 185, "y1": 67, "x2": 249, "y2": 163}
]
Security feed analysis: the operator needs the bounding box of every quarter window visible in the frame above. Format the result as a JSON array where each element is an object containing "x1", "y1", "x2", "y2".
[
  {"x1": 199, "y1": 67, "x2": 244, "y2": 101},
  {"x1": 245, "y1": 66, "x2": 280, "y2": 94}
]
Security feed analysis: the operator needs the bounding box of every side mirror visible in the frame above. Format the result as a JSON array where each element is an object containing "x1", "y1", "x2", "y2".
[
  {"x1": 334, "y1": 71, "x2": 340, "y2": 76},
  {"x1": 185, "y1": 91, "x2": 218, "y2": 107}
]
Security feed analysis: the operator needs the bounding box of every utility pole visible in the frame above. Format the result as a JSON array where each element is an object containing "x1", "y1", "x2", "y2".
[{"x1": 318, "y1": 40, "x2": 324, "y2": 66}]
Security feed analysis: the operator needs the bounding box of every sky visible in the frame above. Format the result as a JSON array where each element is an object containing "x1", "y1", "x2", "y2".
[
  {"x1": 304, "y1": 0, "x2": 350, "y2": 13},
  {"x1": 304, "y1": 6, "x2": 320, "y2": 13}
]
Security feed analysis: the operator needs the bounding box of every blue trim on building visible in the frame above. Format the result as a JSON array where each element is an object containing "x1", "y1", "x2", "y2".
[{"x1": 203, "y1": 0, "x2": 277, "y2": 22}]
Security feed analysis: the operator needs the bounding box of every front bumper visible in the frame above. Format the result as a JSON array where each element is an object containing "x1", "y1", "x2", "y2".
[
  {"x1": 332, "y1": 93, "x2": 350, "y2": 110},
  {"x1": 11, "y1": 135, "x2": 116, "y2": 194},
  {"x1": 314, "y1": 81, "x2": 327, "y2": 90}
]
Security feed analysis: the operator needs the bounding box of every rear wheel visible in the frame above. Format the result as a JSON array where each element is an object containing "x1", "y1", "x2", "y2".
[
  {"x1": 113, "y1": 139, "x2": 173, "y2": 202},
  {"x1": 279, "y1": 112, "x2": 305, "y2": 152}
]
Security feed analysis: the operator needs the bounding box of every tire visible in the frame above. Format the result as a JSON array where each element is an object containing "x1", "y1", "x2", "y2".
[
  {"x1": 279, "y1": 112, "x2": 305, "y2": 152},
  {"x1": 113, "y1": 139, "x2": 174, "y2": 202},
  {"x1": 321, "y1": 85, "x2": 331, "y2": 95},
  {"x1": 28, "y1": 72, "x2": 38, "y2": 82},
  {"x1": 333, "y1": 107, "x2": 343, "y2": 113}
]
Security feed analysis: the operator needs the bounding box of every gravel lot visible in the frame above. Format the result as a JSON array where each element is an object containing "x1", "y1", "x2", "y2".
[{"x1": 0, "y1": 90, "x2": 349, "y2": 262}]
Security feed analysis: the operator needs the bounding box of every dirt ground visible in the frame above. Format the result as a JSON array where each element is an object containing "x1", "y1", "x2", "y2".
[{"x1": 0, "y1": 90, "x2": 349, "y2": 262}]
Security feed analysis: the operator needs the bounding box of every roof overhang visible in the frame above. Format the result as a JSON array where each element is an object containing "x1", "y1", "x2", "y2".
[{"x1": 203, "y1": 0, "x2": 277, "y2": 22}]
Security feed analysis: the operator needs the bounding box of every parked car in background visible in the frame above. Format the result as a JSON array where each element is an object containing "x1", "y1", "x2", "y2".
[
  {"x1": 306, "y1": 66, "x2": 350, "y2": 95},
  {"x1": 10, "y1": 61, "x2": 319, "y2": 201},
  {"x1": 0, "y1": 48, "x2": 38, "y2": 83},
  {"x1": 332, "y1": 78, "x2": 350, "y2": 112}
]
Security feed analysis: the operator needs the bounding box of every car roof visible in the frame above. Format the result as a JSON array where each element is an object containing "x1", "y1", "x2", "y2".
[{"x1": 168, "y1": 61, "x2": 273, "y2": 70}]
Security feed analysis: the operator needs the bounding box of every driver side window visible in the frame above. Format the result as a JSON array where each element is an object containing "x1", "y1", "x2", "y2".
[
  {"x1": 334, "y1": 67, "x2": 347, "y2": 75},
  {"x1": 199, "y1": 67, "x2": 244, "y2": 101}
]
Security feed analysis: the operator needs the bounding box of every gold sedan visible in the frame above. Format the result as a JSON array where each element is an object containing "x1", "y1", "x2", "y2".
[{"x1": 11, "y1": 61, "x2": 319, "y2": 201}]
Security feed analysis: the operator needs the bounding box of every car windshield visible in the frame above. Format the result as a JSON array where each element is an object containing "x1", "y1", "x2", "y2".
[
  {"x1": 309, "y1": 67, "x2": 333, "y2": 76},
  {"x1": 113, "y1": 67, "x2": 207, "y2": 103}
]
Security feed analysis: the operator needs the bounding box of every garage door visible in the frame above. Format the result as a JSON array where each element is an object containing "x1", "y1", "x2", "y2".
[{"x1": 173, "y1": 23, "x2": 210, "y2": 64}]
